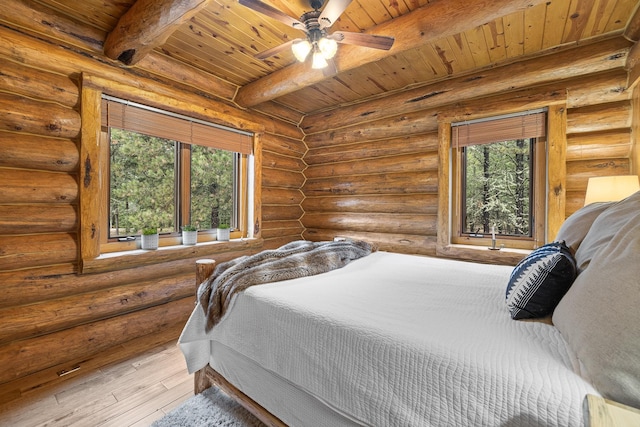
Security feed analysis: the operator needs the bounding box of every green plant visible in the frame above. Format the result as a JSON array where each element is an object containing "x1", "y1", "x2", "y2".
[
  {"x1": 217, "y1": 223, "x2": 230, "y2": 229},
  {"x1": 142, "y1": 227, "x2": 158, "y2": 235},
  {"x1": 181, "y1": 224, "x2": 197, "y2": 232}
]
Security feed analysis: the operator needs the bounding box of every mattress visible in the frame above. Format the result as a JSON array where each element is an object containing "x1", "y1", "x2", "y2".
[{"x1": 179, "y1": 251, "x2": 598, "y2": 426}]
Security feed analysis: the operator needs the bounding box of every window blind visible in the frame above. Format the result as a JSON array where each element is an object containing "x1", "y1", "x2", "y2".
[
  {"x1": 101, "y1": 97, "x2": 253, "y2": 154},
  {"x1": 452, "y1": 110, "x2": 546, "y2": 148}
]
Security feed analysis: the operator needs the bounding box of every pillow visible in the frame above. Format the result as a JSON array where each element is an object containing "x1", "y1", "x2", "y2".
[
  {"x1": 554, "y1": 201, "x2": 613, "y2": 254},
  {"x1": 574, "y1": 191, "x2": 640, "y2": 272},
  {"x1": 553, "y1": 194, "x2": 640, "y2": 408},
  {"x1": 505, "y1": 241, "x2": 577, "y2": 320}
]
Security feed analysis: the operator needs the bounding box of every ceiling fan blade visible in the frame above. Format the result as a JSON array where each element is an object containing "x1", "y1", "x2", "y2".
[
  {"x1": 318, "y1": 0, "x2": 352, "y2": 29},
  {"x1": 329, "y1": 31, "x2": 395, "y2": 50},
  {"x1": 239, "y1": 0, "x2": 305, "y2": 29},
  {"x1": 255, "y1": 39, "x2": 300, "y2": 60}
]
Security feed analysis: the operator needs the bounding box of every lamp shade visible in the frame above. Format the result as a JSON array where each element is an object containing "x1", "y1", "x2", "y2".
[
  {"x1": 292, "y1": 40, "x2": 312, "y2": 62},
  {"x1": 318, "y1": 37, "x2": 337, "y2": 59},
  {"x1": 584, "y1": 175, "x2": 640, "y2": 206},
  {"x1": 311, "y1": 50, "x2": 328, "y2": 69}
]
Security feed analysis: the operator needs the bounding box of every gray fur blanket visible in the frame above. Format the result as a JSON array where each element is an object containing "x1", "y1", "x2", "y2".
[{"x1": 197, "y1": 240, "x2": 375, "y2": 332}]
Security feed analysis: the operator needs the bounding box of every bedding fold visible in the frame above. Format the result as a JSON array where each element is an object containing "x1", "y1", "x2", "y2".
[{"x1": 197, "y1": 239, "x2": 374, "y2": 331}]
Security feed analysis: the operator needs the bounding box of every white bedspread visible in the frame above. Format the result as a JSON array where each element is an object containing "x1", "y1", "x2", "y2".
[{"x1": 180, "y1": 251, "x2": 598, "y2": 426}]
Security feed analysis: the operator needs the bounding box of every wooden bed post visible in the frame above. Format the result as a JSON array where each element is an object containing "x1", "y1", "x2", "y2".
[
  {"x1": 195, "y1": 259, "x2": 216, "y2": 293},
  {"x1": 194, "y1": 259, "x2": 215, "y2": 394}
]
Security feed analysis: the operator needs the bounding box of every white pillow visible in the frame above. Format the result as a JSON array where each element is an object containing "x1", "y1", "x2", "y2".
[
  {"x1": 574, "y1": 191, "x2": 640, "y2": 272},
  {"x1": 554, "y1": 201, "x2": 613, "y2": 254},
  {"x1": 553, "y1": 191, "x2": 640, "y2": 408}
]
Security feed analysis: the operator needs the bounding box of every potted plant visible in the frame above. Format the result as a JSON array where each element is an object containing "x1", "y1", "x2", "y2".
[
  {"x1": 140, "y1": 227, "x2": 159, "y2": 250},
  {"x1": 181, "y1": 225, "x2": 198, "y2": 245},
  {"x1": 217, "y1": 223, "x2": 230, "y2": 241}
]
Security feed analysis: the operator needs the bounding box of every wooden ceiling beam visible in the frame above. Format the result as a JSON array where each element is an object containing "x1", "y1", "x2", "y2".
[
  {"x1": 0, "y1": 0, "x2": 237, "y2": 100},
  {"x1": 624, "y1": 2, "x2": 640, "y2": 89},
  {"x1": 301, "y1": 38, "x2": 631, "y2": 133},
  {"x1": 234, "y1": 0, "x2": 550, "y2": 108},
  {"x1": 624, "y1": 2, "x2": 640, "y2": 42},
  {"x1": 626, "y1": 42, "x2": 640, "y2": 90},
  {"x1": 104, "y1": 0, "x2": 213, "y2": 66}
]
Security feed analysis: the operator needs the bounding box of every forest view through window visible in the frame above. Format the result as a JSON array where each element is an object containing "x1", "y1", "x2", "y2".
[
  {"x1": 461, "y1": 139, "x2": 533, "y2": 237},
  {"x1": 109, "y1": 128, "x2": 234, "y2": 238},
  {"x1": 101, "y1": 95, "x2": 253, "y2": 247},
  {"x1": 452, "y1": 109, "x2": 546, "y2": 246}
]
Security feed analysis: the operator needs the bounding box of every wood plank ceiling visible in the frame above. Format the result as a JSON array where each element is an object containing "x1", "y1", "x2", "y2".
[{"x1": 31, "y1": 0, "x2": 640, "y2": 117}]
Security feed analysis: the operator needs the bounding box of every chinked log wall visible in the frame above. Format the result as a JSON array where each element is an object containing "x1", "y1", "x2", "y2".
[
  {"x1": 0, "y1": 23, "x2": 305, "y2": 393},
  {"x1": 300, "y1": 37, "x2": 635, "y2": 255}
]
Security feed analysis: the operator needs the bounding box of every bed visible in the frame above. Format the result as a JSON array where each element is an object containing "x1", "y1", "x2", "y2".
[{"x1": 179, "y1": 191, "x2": 640, "y2": 426}]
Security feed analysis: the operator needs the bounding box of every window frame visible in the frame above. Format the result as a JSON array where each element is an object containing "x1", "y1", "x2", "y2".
[
  {"x1": 99, "y1": 97, "x2": 251, "y2": 253},
  {"x1": 79, "y1": 74, "x2": 263, "y2": 274},
  {"x1": 450, "y1": 135, "x2": 546, "y2": 250},
  {"x1": 436, "y1": 103, "x2": 567, "y2": 264}
]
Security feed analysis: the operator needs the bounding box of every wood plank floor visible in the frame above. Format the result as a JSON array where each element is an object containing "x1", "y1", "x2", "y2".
[{"x1": 0, "y1": 336, "x2": 194, "y2": 427}]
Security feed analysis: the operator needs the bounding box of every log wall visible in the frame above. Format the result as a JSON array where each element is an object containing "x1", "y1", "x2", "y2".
[
  {"x1": 260, "y1": 132, "x2": 307, "y2": 249},
  {"x1": 0, "y1": 23, "x2": 305, "y2": 391},
  {"x1": 301, "y1": 38, "x2": 635, "y2": 256}
]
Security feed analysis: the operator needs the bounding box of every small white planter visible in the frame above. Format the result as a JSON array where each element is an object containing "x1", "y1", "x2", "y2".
[
  {"x1": 141, "y1": 233, "x2": 159, "y2": 250},
  {"x1": 217, "y1": 228, "x2": 230, "y2": 241},
  {"x1": 182, "y1": 230, "x2": 198, "y2": 245}
]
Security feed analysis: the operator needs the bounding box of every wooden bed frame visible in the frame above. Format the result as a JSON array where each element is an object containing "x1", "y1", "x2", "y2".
[
  {"x1": 193, "y1": 259, "x2": 286, "y2": 427},
  {"x1": 194, "y1": 364, "x2": 286, "y2": 427},
  {"x1": 191, "y1": 259, "x2": 640, "y2": 427}
]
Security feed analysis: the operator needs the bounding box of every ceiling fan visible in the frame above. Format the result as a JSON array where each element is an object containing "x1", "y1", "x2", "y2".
[{"x1": 239, "y1": 0, "x2": 395, "y2": 69}]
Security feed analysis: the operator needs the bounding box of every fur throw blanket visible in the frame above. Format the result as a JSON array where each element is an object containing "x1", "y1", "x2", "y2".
[{"x1": 197, "y1": 240, "x2": 375, "y2": 332}]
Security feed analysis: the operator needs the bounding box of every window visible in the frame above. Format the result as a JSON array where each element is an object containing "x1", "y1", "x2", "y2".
[
  {"x1": 451, "y1": 110, "x2": 546, "y2": 250},
  {"x1": 100, "y1": 96, "x2": 253, "y2": 252}
]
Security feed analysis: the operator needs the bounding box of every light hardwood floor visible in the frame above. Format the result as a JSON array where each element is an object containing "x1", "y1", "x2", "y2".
[{"x1": 0, "y1": 333, "x2": 194, "y2": 427}]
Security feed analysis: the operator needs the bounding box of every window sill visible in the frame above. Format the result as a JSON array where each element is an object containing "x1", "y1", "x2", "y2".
[
  {"x1": 81, "y1": 238, "x2": 263, "y2": 274},
  {"x1": 436, "y1": 243, "x2": 530, "y2": 266}
]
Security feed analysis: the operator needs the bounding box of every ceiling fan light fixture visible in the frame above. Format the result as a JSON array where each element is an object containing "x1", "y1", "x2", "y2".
[
  {"x1": 242, "y1": 0, "x2": 395, "y2": 69},
  {"x1": 312, "y1": 49, "x2": 329, "y2": 69},
  {"x1": 318, "y1": 37, "x2": 337, "y2": 59},
  {"x1": 292, "y1": 39, "x2": 312, "y2": 62}
]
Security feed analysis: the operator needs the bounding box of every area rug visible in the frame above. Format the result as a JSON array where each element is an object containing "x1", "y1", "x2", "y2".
[{"x1": 151, "y1": 386, "x2": 266, "y2": 427}]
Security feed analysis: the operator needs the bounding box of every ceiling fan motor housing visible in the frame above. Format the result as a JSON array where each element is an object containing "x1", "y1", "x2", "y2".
[
  {"x1": 300, "y1": 11, "x2": 326, "y2": 42},
  {"x1": 310, "y1": 0, "x2": 324, "y2": 10}
]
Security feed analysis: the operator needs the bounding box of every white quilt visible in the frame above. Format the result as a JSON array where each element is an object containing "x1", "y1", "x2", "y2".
[{"x1": 180, "y1": 251, "x2": 598, "y2": 426}]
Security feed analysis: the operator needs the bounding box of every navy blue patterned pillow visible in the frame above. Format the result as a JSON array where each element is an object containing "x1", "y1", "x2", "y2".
[{"x1": 506, "y1": 241, "x2": 577, "y2": 320}]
